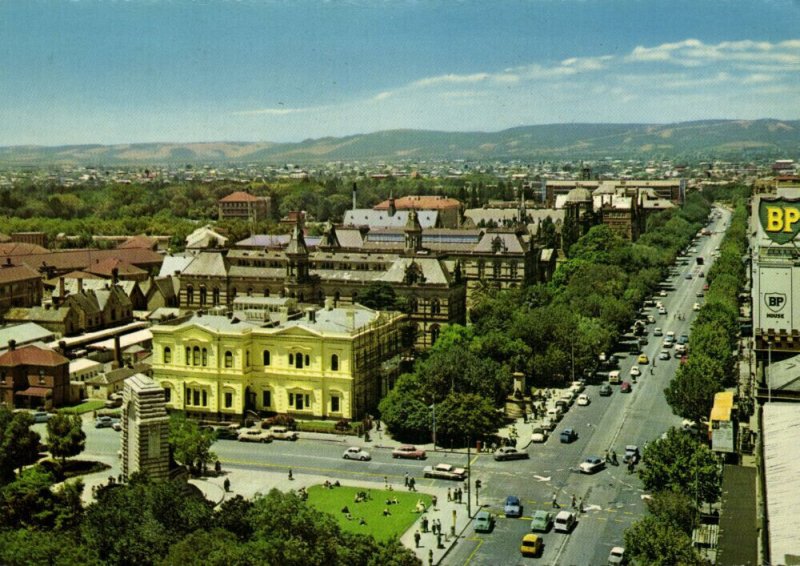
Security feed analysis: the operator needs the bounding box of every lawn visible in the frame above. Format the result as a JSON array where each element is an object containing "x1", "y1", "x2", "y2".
[
  {"x1": 305, "y1": 484, "x2": 431, "y2": 542},
  {"x1": 59, "y1": 399, "x2": 105, "y2": 415}
]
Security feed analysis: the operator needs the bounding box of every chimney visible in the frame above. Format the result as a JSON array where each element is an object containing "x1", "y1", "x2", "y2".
[
  {"x1": 113, "y1": 335, "x2": 122, "y2": 369},
  {"x1": 352, "y1": 182, "x2": 357, "y2": 211},
  {"x1": 78, "y1": 278, "x2": 83, "y2": 293},
  {"x1": 59, "y1": 276, "x2": 65, "y2": 299},
  {"x1": 112, "y1": 267, "x2": 119, "y2": 285},
  {"x1": 306, "y1": 307, "x2": 316, "y2": 323},
  {"x1": 8, "y1": 339, "x2": 15, "y2": 351}
]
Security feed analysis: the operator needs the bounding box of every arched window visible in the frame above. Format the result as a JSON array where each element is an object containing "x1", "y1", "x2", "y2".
[
  {"x1": 199, "y1": 286, "x2": 207, "y2": 306},
  {"x1": 295, "y1": 354, "x2": 303, "y2": 369},
  {"x1": 186, "y1": 285, "x2": 194, "y2": 305},
  {"x1": 163, "y1": 347, "x2": 171, "y2": 364},
  {"x1": 304, "y1": 354, "x2": 310, "y2": 366},
  {"x1": 185, "y1": 347, "x2": 191, "y2": 365},
  {"x1": 263, "y1": 288, "x2": 270, "y2": 297},
  {"x1": 224, "y1": 351, "x2": 233, "y2": 368},
  {"x1": 331, "y1": 354, "x2": 339, "y2": 371},
  {"x1": 212, "y1": 287, "x2": 220, "y2": 306},
  {"x1": 193, "y1": 346, "x2": 200, "y2": 366},
  {"x1": 263, "y1": 350, "x2": 271, "y2": 366},
  {"x1": 201, "y1": 348, "x2": 207, "y2": 366}
]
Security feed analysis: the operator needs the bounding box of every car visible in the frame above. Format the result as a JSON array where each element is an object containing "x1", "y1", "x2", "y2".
[
  {"x1": 95, "y1": 416, "x2": 114, "y2": 428},
  {"x1": 32, "y1": 411, "x2": 52, "y2": 423},
  {"x1": 620, "y1": 381, "x2": 632, "y2": 393},
  {"x1": 555, "y1": 399, "x2": 570, "y2": 413},
  {"x1": 112, "y1": 421, "x2": 122, "y2": 431},
  {"x1": 662, "y1": 339, "x2": 673, "y2": 349},
  {"x1": 474, "y1": 510, "x2": 495, "y2": 533},
  {"x1": 530, "y1": 509, "x2": 554, "y2": 532},
  {"x1": 569, "y1": 380, "x2": 585, "y2": 393},
  {"x1": 579, "y1": 457, "x2": 605, "y2": 474},
  {"x1": 342, "y1": 446, "x2": 371, "y2": 461},
  {"x1": 677, "y1": 333, "x2": 689, "y2": 345},
  {"x1": 504, "y1": 495, "x2": 522, "y2": 517},
  {"x1": 696, "y1": 291, "x2": 705, "y2": 297},
  {"x1": 238, "y1": 428, "x2": 273, "y2": 443},
  {"x1": 520, "y1": 534, "x2": 543, "y2": 557},
  {"x1": 554, "y1": 510, "x2": 577, "y2": 533},
  {"x1": 637, "y1": 354, "x2": 649, "y2": 365},
  {"x1": 608, "y1": 546, "x2": 628, "y2": 565},
  {"x1": 598, "y1": 384, "x2": 613, "y2": 396},
  {"x1": 659, "y1": 290, "x2": 667, "y2": 297},
  {"x1": 623, "y1": 445, "x2": 640, "y2": 464},
  {"x1": 494, "y1": 446, "x2": 530, "y2": 461},
  {"x1": 215, "y1": 424, "x2": 241, "y2": 440},
  {"x1": 269, "y1": 426, "x2": 299, "y2": 441},
  {"x1": 540, "y1": 418, "x2": 557, "y2": 432},
  {"x1": 653, "y1": 327, "x2": 663, "y2": 336},
  {"x1": 638, "y1": 336, "x2": 648, "y2": 346},
  {"x1": 685, "y1": 273, "x2": 692, "y2": 279},
  {"x1": 658, "y1": 306, "x2": 667, "y2": 315},
  {"x1": 646, "y1": 314, "x2": 656, "y2": 324},
  {"x1": 698, "y1": 271, "x2": 705, "y2": 278},
  {"x1": 531, "y1": 427, "x2": 548, "y2": 443},
  {"x1": 675, "y1": 344, "x2": 687, "y2": 354},
  {"x1": 693, "y1": 302, "x2": 701, "y2": 311},
  {"x1": 392, "y1": 444, "x2": 427, "y2": 459},
  {"x1": 560, "y1": 428, "x2": 578, "y2": 443},
  {"x1": 545, "y1": 406, "x2": 563, "y2": 422},
  {"x1": 630, "y1": 366, "x2": 641, "y2": 377},
  {"x1": 659, "y1": 351, "x2": 671, "y2": 360},
  {"x1": 576, "y1": 394, "x2": 590, "y2": 406},
  {"x1": 423, "y1": 463, "x2": 467, "y2": 480}
]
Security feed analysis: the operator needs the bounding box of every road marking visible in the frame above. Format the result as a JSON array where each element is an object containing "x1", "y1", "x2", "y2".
[
  {"x1": 533, "y1": 475, "x2": 551, "y2": 482},
  {"x1": 462, "y1": 536, "x2": 484, "y2": 566}
]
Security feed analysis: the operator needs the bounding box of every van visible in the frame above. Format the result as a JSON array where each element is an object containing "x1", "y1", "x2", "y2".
[
  {"x1": 554, "y1": 510, "x2": 576, "y2": 533},
  {"x1": 608, "y1": 370, "x2": 621, "y2": 384}
]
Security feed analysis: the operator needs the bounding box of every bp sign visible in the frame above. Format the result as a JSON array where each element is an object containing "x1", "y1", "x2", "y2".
[{"x1": 760, "y1": 199, "x2": 800, "y2": 245}]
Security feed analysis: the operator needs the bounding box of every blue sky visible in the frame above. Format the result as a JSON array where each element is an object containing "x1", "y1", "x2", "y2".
[{"x1": 1, "y1": 0, "x2": 799, "y2": 146}]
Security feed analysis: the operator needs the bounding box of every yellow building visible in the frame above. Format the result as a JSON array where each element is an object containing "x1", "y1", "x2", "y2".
[{"x1": 151, "y1": 303, "x2": 406, "y2": 421}]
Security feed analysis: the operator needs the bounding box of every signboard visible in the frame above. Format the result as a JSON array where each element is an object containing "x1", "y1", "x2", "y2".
[
  {"x1": 757, "y1": 267, "x2": 793, "y2": 332},
  {"x1": 759, "y1": 197, "x2": 800, "y2": 244},
  {"x1": 711, "y1": 419, "x2": 736, "y2": 453}
]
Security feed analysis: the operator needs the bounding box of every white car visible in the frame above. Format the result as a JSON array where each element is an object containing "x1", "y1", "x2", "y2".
[
  {"x1": 693, "y1": 302, "x2": 701, "y2": 311},
  {"x1": 579, "y1": 457, "x2": 606, "y2": 474},
  {"x1": 658, "y1": 307, "x2": 667, "y2": 315},
  {"x1": 608, "y1": 546, "x2": 627, "y2": 565},
  {"x1": 576, "y1": 394, "x2": 590, "y2": 406},
  {"x1": 659, "y1": 290, "x2": 667, "y2": 297},
  {"x1": 342, "y1": 446, "x2": 371, "y2": 461},
  {"x1": 569, "y1": 381, "x2": 585, "y2": 393},
  {"x1": 675, "y1": 344, "x2": 687, "y2": 354},
  {"x1": 630, "y1": 366, "x2": 641, "y2": 377},
  {"x1": 662, "y1": 340, "x2": 673, "y2": 349},
  {"x1": 531, "y1": 427, "x2": 548, "y2": 443},
  {"x1": 653, "y1": 327, "x2": 663, "y2": 336}
]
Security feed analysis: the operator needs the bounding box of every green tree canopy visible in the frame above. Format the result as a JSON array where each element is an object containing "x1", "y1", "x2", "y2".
[
  {"x1": 46, "y1": 413, "x2": 86, "y2": 464},
  {"x1": 168, "y1": 413, "x2": 217, "y2": 475},
  {"x1": 624, "y1": 515, "x2": 706, "y2": 566}
]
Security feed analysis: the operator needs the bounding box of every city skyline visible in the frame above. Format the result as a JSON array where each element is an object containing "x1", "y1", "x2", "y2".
[{"x1": 1, "y1": 0, "x2": 799, "y2": 147}]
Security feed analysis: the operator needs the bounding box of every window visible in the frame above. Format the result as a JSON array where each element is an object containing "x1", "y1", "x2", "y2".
[
  {"x1": 224, "y1": 351, "x2": 233, "y2": 368},
  {"x1": 186, "y1": 285, "x2": 194, "y2": 304},
  {"x1": 185, "y1": 347, "x2": 190, "y2": 365},
  {"x1": 264, "y1": 288, "x2": 270, "y2": 297},
  {"x1": 331, "y1": 395, "x2": 340, "y2": 413},
  {"x1": 164, "y1": 388, "x2": 171, "y2": 402},
  {"x1": 212, "y1": 287, "x2": 220, "y2": 306},
  {"x1": 295, "y1": 354, "x2": 303, "y2": 369},
  {"x1": 331, "y1": 354, "x2": 339, "y2": 371},
  {"x1": 430, "y1": 324, "x2": 441, "y2": 345},
  {"x1": 289, "y1": 353, "x2": 294, "y2": 365},
  {"x1": 199, "y1": 286, "x2": 207, "y2": 306},
  {"x1": 263, "y1": 350, "x2": 271, "y2": 366},
  {"x1": 192, "y1": 389, "x2": 200, "y2": 406},
  {"x1": 431, "y1": 299, "x2": 441, "y2": 315},
  {"x1": 39, "y1": 370, "x2": 45, "y2": 384},
  {"x1": 163, "y1": 347, "x2": 171, "y2": 364},
  {"x1": 193, "y1": 346, "x2": 200, "y2": 366},
  {"x1": 493, "y1": 261, "x2": 502, "y2": 279},
  {"x1": 305, "y1": 354, "x2": 310, "y2": 366},
  {"x1": 202, "y1": 390, "x2": 207, "y2": 406},
  {"x1": 245, "y1": 351, "x2": 250, "y2": 366},
  {"x1": 262, "y1": 390, "x2": 271, "y2": 408},
  {"x1": 224, "y1": 392, "x2": 233, "y2": 408},
  {"x1": 201, "y1": 348, "x2": 207, "y2": 366}
]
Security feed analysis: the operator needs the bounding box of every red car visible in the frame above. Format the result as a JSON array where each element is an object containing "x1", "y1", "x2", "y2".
[
  {"x1": 392, "y1": 444, "x2": 427, "y2": 460},
  {"x1": 620, "y1": 381, "x2": 632, "y2": 393}
]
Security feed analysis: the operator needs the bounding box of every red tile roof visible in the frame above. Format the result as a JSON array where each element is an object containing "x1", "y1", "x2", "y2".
[
  {"x1": 15, "y1": 248, "x2": 162, "y2": 273},
  {"x1": 219, "y1": 191, "x2": 261, "y2": 203},
  {"x1": 0, "y1": 242, "x2": 49, "y2": 256},
  {"x1": 117, "y1": 235, "x2": 158, "y2": 250},
  {"x1": 0, "y1": 345, "x2": 68, "y2": 367},
  {"x1": 374, "y1": 196, "x2": 461, "y2": 210},
  {"x1": 0, "y1": 263, "x2": 40, "y2": 283},
  {"x1": 86, "y1": 257, "x2": 147, "y2": 277}
]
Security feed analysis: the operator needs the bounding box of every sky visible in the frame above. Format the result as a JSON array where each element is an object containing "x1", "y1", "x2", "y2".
[{"x1": 1, "y1": 0, "x2": 799, "y2": 146}]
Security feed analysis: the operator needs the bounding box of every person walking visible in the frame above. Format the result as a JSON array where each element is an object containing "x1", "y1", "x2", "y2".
[
  {"x1": 422, "y1": 515, "x2": 429, "y2": 532},
  {"x1": 447, "y1": 488, "x2": 452, "y2": 502},
  {"x1": 432, "y1": 494, "x2": 438, "y2": 509},
  {"x1": 552, "y1": 492, "x2": 559, "y2": 509},
  {"x1": 414, "y1": 530, "x2": 421, "y2": 548},
  {"x1": 409, "y1": 476, "x2": 416, "y2": 492},
  {"x1": 404, "y1": 472, "x2": 410, "y2": 488},
  {"x1": 571, "y1": 494, "x2": 577, "y2": 509}
]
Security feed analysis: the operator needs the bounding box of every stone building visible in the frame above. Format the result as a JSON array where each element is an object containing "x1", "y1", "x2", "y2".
[
  {"x1": 0, "y1": 343, "x2": 71, "y2": 410},
  {"x1": 218, "y1": 191, "x2": 271, "y2": 223},
  {"x1": 121, "y1": 373, "x2": 170, "y2": 481}
]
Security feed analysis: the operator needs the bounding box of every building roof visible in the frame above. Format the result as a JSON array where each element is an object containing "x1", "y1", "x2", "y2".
[
  {"x1": 374, "y1": 195, "x2": 461, "y2": 211},
  {"x1": 0, "y1": 263, "x2": 41, "y2": 283},
  {"x1": 343, "y1": 209, "x2": 439, "y2": 229},
  {"x1": 378, "y1": 257, "x2": 453, "y2": 286},
  {"x1": 117, "y1": 235, "x2": 158, "y2": 250},
  {"x1": 158, "y1": 313, "x2": 261, "y2": 334},
  {"x1": 86, "y1": 363, "x2": 150, "y2": 385},
  {"x1": 183, "y1": 252, "x2": 228, "y2": 277},
  {"x1": 219, "y1": 191, "x2": 261, "y2": 203},
  {"x1": 0, "y1": 242, "x2": 50, "y2": 256},
  {"x1": 86, "y1": 257, "x2": 148, "y2": 278},
  {"x1": 87, "y1": 329, "x2": 152, "y2": 352},
  {"x1": 0, "y1": 323, "x2": 55, "y2": 350},
  {"x1": 4, "y1": 305, "x2": 73, "y2": 323},
  {"x1": 69, "y1": 357, "x2": 103, "y2": 373},
  {"x1": 125, "y1": 372, "x2": 164, "y2": 395},
  {"x1": 473, "y1": 232, "x2": 527, "y2": 254},
  {"x1": 23, "y1": 248, "x2": 162, "y2": 273},
  {"x1": 565, "y1": 187, "x2": 593, "y2": 203},
  {"x1": 158, "y1": 255, "x2": 195, "y2": 277},
  {"x1": 279, "y1": 304, "x2": 386, "y2": 334},
  {"x1": 0, "y1": 344, "x2": 68, "y2": 367},
  {"x1": 185, "y1": 226, "x2": 228, "y2": 249}
]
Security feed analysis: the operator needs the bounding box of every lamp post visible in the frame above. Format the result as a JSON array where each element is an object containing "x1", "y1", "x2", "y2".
[{"x1": 430, "y1": 398, "x2": 437, "y2": 451}]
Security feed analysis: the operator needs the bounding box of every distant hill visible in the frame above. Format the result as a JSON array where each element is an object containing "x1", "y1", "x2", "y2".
[{"x1": 1, "y1": 119, "x2": 798, "y2": 165}]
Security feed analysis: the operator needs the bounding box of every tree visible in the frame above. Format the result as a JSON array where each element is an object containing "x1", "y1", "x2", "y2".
[
  {"x1": 638, "y1": 427, "x2": 721, "y2": 504},
  {"x1": 434, "y1": 392, "x2": 503, "y2": 446},
  {"x1": 378, "y1": 374, "x2": 433, "y2": 443},
  {"x1": 168, "y1": 413, "x2": 217, "y2": 475},
  {"x1": 624, "y1": 516, "x2": 706, "y2": 566},
  {"x1": 159, "y1": 528, "x2": 250, "y2": 566},
  {"x1": 0, "y1": 409, "x2": 41, "y2": 484},
  {"x1": 0, "y1": 528, "x2": 99, "y2": 566},
  {"x1": 358, "y1": 283, "x2": 399, "y2": 311},
  {"x1": 663, "y1": 358, "x2": 723, "y2": 424},
  {"x1": 645, "y1": 490, "x2": 697, "y2": 536},
  {"x1": 46, "y1": 413, "x2": 86, "y2": 464}
]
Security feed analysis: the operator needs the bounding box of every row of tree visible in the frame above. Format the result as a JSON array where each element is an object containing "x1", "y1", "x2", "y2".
[{"x1": 379, "y1": 192, "x2": 712, "y2": 445}]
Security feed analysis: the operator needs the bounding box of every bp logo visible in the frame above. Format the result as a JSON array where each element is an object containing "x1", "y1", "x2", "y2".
[
  {"x1": 765, "y1": 293, "x2": 787, "y2": 312},
  {"x1": 759, "y1": 200, "x2": 800, "y2": 245}
]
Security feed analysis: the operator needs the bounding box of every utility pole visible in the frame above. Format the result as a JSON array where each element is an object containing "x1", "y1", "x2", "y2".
[{"x1": 466, "y1": 436, "x2": 471, "y2": 517}]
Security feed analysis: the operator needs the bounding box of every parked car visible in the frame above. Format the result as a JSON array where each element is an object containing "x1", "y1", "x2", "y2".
[
  {"x1": 623, "y1": 445, "x2": 640, "y2": 464},
  {"x1": 675, "y1": 344, "x2": 687, "y2": 354},
  {"x1": 530, "y1": 509, "x2": 554, "y2": 532},
  {"x1": 474, "y1": 510, "x2": 495, "y2": 533},
  {"x1": 520, "y1": 534, "x2": 543, "y2": 557},
  {"x1": 392, "y1": 445, "x2": 426, "y2": 459},
  {"x1": 678, "y1": 333, "x2": 689, "y2": 344},
  {"x1": 504, "y1": 495, "x2": 522, "y2": 517},
  {"x1": 494, "y1": 446, "x2": 529, "y2": 461},
  {"x1": 629, "y1": 366, "x2": 641, "y2": 377},
  {"x1": 653, "y1": 327, "x2": 663, "y2": 336},
  {"x1": 215, "y1": 425, "x2": 241, "y2": 440},
  {"x1": 540, "y1": 418, "x2": 557, "y2": 432},
  {"x1": 560, "y1": 428, "x2": 578, "y2": 443},
  {"x1": 342, "y1": 446, "x2": 371, "y2": 461},
  {"x1": 95, "y1": 416, "x2": 114, "y2": 429},
  {"x1": 545, "y1": 406, "x2": 563, "y2": 422},
  {"x1": 423, "y1": 463, "x2": 467, "y2": 480},
  {"x1": 112, "y1": 421, "x2": 122, "y2": 432},
  {"x1": 579, "y1": 457, "x2": 605, "y2": 474},
  {"x1": 637, "y1": 354, "x2": 649, "y2": 365},
  {"x1": 554, "y1": 510, "x2": 577, "y2": 533},
  {"x1": 32, "y1": 411, "x2": 51, "y2": 423},
  {"x1": 269, "y1": 426, "x2": 299, "y2": 441},
  {"x1": 608, "y1": 546, "x2": 628, "y2": 565},
  {"x1": 569, "y1": 380, "x2": 585, "y2": 393},
  {"x1": 662, "y1": 339, "x2": 673, "y2": 349},
  {"x1": 658, "y1": 306, "x2": 667, "y2": 315},
  {"x1": 598, "y1": 384, "x2": 613, "y2": 396},
  {"x1": 576, "y1": 394, "x2": 590, "y2": 406},
  {"x1": 620, "y1": 381, "x2": 632, "y2": 393},
  {"x1": 238, "y1": 428, "x2": 273, "y2": 443}
]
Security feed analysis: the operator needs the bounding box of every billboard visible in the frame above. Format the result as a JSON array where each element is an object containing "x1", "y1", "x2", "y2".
[
  {"x1": 711, "y1": 419, "x2": 736, "y2": 453},
  {"x1": 758, "y1": 197, "x2": 800, "y2": 244},
  {"x1": 756, "y1": 266, "x2": 793, "y2": 332}
]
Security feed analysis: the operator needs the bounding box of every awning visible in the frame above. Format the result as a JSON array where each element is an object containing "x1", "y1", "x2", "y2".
[{"x1": 16, "y1": 387, "x2": 51, "y2": 397}]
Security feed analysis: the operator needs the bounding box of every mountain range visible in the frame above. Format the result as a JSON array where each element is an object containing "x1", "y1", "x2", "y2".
[{"x1": 1, "y1": 119, "x2": 798, "y2": 166}]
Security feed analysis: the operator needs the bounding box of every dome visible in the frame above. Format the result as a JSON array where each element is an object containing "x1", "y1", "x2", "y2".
[{"x1": 565, "y1": 187, "x2": 592, "y2": 203}]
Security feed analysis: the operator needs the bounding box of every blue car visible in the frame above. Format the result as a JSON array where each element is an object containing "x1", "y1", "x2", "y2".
[{"x1": 504, "y1": 495, "x2": 522, "y2": 518}]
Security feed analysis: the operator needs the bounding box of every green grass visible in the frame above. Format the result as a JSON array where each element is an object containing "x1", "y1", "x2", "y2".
[
  {"x1": 305, "y1": 484, "x2": 431, "y2": 542},
  {"x1": 58, "y1": 399, "x2": 105, "y2": 415}
]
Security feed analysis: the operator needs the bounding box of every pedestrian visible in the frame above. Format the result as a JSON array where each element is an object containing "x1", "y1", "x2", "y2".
[
  {"x1": 578, "y1": 497, "x2": 584, "y2": 514},
  {"x1": 414, "y1": 530, "x2": 421, "y2": 548},
  {"x1": 432, "y1": 494, "x2": 438, "y2": 509},
  {"x1": 384, "y1": 476, "x2": 389, "y2": 489},
  {"x1": 429, "y1": 549, "x2": 434, "y2": 566},
  {"x1": 404, "y1": 472, "x2": 410, "y2": 488},
  {"x1": 409, "y1": 476, "x2": 416, "y2": 492},
  {"x1": 457, "y1": 488, "x2": 462, "y2": 503},
  {"x1": 422, "y1": 515, "x2": 429, "y2": 532},
  {"x1": 223, "y1": 478, "x2": 231, "y2": 492},
  {"x1": 288, "y1": 468, "x2": 293, "y2": 480},
  {"x1": 437, "y1": 532, "x2": 443, "y2": 549},
  {"x1": 552, "y1": 492, "x2": 559, "y2": 509},
  {"x1": 571, "y1": 494, "x2": 577, "y2": 509},
  {"x1": 447, "y1": 488, "x2": 452, "y2": 502}
]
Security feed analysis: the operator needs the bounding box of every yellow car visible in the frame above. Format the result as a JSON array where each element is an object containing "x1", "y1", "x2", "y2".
[
  {"x1": 637, "y1": 353, "x2": 649, "y2": 365},
  {"x1": 520, "y1": 534, "x2": 543, "y2": 557}
]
